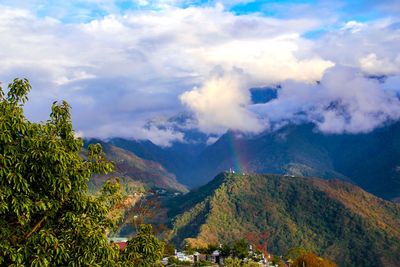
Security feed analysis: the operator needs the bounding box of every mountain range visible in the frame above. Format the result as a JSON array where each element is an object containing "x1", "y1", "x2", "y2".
[
  {"x1": 82, "y1": 105, "x2": 400, "y2": 267},
  {"x1": 104, "y1": 121, "x2": 400, "y2": 201}
]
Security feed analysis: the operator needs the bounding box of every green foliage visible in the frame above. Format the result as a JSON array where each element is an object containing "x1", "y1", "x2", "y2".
[
  {"x1": 193, "y1": 259, "x2": 213, "y2": 266},
  {"x1": 167, "y1": 256, "x2": 191, "y2": 266},
  {"x1": 0, "y1": 79, "x2": 164, "y2": 266},
  {"x1": 164, "y1": 242, "x2": 176, "y2": 256},
  {"x1": 121, "y1": 224, "x2": 164, "y2": 266},
  {"x1": 285, "y1": 246, "x2": 308, "y2": 261},
  {"x1": 219, "y1": 243, "x2": 232, "y2": 257},
  {"x1": 231, "y1": 239, "x2": 249, "y2": 259},
  {"x1": 224, "y1": 258, "x2": 260, "y2": 267},
  {"x1": 223, "y1": 257, "x2": 242, "y2": 267},
  {"x1": 183, "y1": 244, "x2": 196, "y2": 255},
  {"x1": 0, "y1": 79, "x2": 120, "y2": 266}
]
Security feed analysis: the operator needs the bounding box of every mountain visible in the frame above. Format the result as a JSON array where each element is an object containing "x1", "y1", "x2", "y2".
[
  {"x1": 189, "y1": 123, "x2": 400, "y2": 200},
  {"x1": 108, "y1": 137, "x2": 205, "y2": 183},
  {"x1": 167, "y1": 173, "x2": 400, "y2": 267},
  {"x1": 182, "y1": 124, "x2": 347, "y2": 187},
  {"x1": 85, "y1": 140, "x2": 188, "y2": 193},
  {"x1": 250, "y1": 87, "x2": 278, "y2": 104},
  {"x1": 104, "y1": 122, "x2": 400, "y2": 200}
]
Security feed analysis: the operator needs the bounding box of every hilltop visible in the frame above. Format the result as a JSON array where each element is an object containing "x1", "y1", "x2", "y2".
[{"x1": 167, "y1": 173, "x2": 400, "y2": 267}]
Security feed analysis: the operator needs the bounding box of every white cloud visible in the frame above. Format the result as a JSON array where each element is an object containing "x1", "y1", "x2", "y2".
[
  {"x1": 253, "y1": 66, "x2": 400, "y2": 134},
  {"x1": 1, "y1": 3, "x2": 400, "y2": 141},
  {"x1": 360, "y1": 53, "x2": 400, "y2": 76},
  {"x1": 0, "y1": 4, "x2": 334, "y2": 141},
  {"x1": 180, "y1": 70, "x2": 265, "y2": 134},
  {"x1": 81, "y1": 119, "x2": 185, "y2": 147},
  {"x1": 315, "y1": 19, "x2": 400, "y2": 75}
]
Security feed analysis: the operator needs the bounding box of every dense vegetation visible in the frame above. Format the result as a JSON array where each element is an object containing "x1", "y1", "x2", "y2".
[
  {"x1": 167, "y1": 173, "x2": 400, "y2": 267},
  {"x1": 0, "y1": 79, "x2": 164, "y2": 266}
]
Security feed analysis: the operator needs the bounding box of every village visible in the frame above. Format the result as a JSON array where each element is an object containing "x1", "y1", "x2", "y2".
[
  {"x1": 159, "y1": 246, "x2": 277, "y2": 266},
  {"x1": 109, "y1": 237, "x2": 286, "y2": 266}
]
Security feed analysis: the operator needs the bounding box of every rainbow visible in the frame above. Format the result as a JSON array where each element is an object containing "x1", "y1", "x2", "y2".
[{"x1": 226, "y1": 132, "x2": 245, "y2": 174}]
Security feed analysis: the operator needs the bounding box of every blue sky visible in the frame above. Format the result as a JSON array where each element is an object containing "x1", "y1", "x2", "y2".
[
  {"x1": 2, "y1": 0, "x2": 399, "y2": 23},
  {"x1": 0, "y1": 0, "x2": 399, "y2": 145}
]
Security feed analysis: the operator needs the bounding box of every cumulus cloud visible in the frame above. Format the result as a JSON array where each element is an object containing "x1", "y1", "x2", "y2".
[{"x1": 180, "y1": 70, "x2": 265, "y2": 134}]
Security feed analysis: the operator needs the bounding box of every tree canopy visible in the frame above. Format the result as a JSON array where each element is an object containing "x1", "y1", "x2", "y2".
[
  {"x1": 0, "y1": 78, "x2": 163, "y2": 266},
  {"x1": 122, "y1": 224, "x2": 164, "y2": 266}
]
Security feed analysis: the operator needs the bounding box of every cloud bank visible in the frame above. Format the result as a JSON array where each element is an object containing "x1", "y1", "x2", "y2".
[
  {"x1": 0, "y1": 2, "x2": 400, "y2": 145},
  {"x1": 252, "y1": 66, "x2": 400, "y2": 134}
]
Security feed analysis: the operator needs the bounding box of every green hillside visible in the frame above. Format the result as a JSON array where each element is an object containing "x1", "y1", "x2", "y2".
[
  {"x1": 167, "y1": 173, "x2": 400, "y2": 267},
  {"x1": 87, "y1": 141, "x2": 188, "y2": 193}
]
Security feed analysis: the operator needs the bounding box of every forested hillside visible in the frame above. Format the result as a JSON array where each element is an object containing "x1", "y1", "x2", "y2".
[{"x1": 167, "y1": 173, "x2": 400, "y2": 267}]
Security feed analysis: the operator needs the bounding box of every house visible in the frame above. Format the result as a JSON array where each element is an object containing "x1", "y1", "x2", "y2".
[
  {"x1": 176, "y1": 251, "x2": 193, "y2": 262},
  {"x1": 193, "y1": 251, "x2": 207, "y2": 263},
  {"x1": 108, "y1": 237, "x2": 128, "y2": 251},
  {"x1": 210, "y1": 250, "x2": 221, "y2": 265},
  {"x1": 193, "y1": 252, "x2": 200, "y2": 263}
]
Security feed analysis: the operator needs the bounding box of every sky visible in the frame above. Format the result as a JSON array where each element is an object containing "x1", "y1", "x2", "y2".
[{"x1": 0, "y1": 0, "x2": 400, "y2": 146}]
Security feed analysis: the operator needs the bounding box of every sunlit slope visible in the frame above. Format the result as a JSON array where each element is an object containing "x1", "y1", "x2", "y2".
[{"x1": 168, "y1": 173, "x2": 400, "y2": 267}]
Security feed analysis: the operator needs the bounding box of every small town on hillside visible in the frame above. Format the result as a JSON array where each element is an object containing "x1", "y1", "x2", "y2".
[{"x1": 110, "y1": 237, "x2": 284, "y2": 266}]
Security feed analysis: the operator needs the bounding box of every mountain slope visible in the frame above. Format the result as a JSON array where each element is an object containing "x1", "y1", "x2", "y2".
[
  {"x1": 185, "y1": 124, "x2": 350, "y2": 188},
  {"x1": 183, "y1": 123, "x2": 400, "y2": 200},
  {"x1": 167, "y1": 173, "x2": 400, "y2": 267},
  {"x1": 86, "y1": 141, "x2": 188, "y2": 193},
  {"x1": 108, "y1": 137, "x2": 205, "y2": 185}
]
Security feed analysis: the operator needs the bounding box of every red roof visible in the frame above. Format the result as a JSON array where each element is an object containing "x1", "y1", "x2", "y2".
[{"x1": 114, "y1": 241, "x2": 127, "y2": 251}]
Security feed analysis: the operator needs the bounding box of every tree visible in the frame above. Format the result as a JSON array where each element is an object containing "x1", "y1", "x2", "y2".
[
  {"x1": 220, "y1": 243, "x2": 232, "y2": 257},
  {"x1": 0, "y1": 78, "x2": 164, "y2": 266},
  {"x1": 224, "y1": 258, "x2": 260, "y2": 267},
  {"x1": 121, "y1": 224, "x2": 164, "y2": 266},
  {"x1": 292, "y1": 252, "x2": 337, "y2": 267},
  {"x1": 224, "y1": 257, "x2": 242, "y2": 267},
  {"x1": 0, "y1": 78, "x2": 123, "y2": 266},
  {"x1": 231, "y1": 239, "x2": 249, "y2": 259},
  {"x1": 285, "y1": 246, "x2": 308, "y2": 261}
]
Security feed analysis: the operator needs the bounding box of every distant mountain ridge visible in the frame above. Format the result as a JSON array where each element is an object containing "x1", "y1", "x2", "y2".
[
  {"x1": 106, "y1": 122, "x2": 400, "y2": 200},
  {"x1": 166, "y1": 173, "x2": 400, "y2": 267}
]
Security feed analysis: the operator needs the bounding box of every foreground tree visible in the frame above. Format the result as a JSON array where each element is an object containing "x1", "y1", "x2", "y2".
[
  {"x1": 0, "y1": 79, "x2": 163, "y2": 266},
  {"x1": 121, "y1": 224, "x2": 164, "y2": 266}
]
